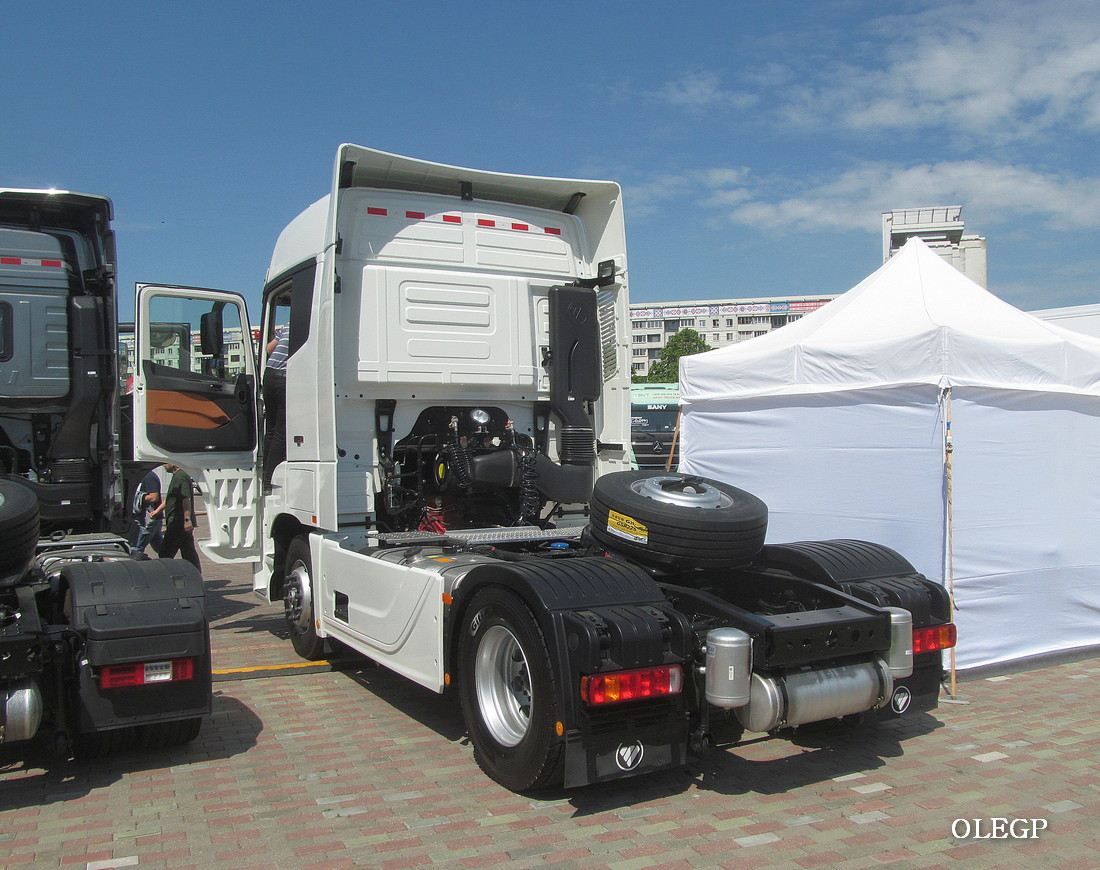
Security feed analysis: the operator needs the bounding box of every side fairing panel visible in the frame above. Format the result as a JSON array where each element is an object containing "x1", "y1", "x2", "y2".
[{"x1": 317, "y1": 538, "x2": 444, "y2": 690}]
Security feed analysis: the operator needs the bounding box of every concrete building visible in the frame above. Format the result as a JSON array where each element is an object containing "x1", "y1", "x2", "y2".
[
  {"x1": 882, "y1": 206, "x2": 987, "y2": 287},
  {"x1": 629, "y1": 294, "x2": 837, "y2": 377}
]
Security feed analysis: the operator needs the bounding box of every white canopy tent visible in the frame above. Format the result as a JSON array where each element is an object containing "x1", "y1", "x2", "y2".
[{"x1": 679, "y1": 238, "x2": 1100, "y2": 672}]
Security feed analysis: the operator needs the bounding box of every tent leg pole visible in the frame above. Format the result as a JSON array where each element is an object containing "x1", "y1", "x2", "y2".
[
  {"x1": 944, "y1": 387, "x2": 959, "y2": 700},
  {"x1": 666, "y1": 410, "x2": 682, "y2": 472}
]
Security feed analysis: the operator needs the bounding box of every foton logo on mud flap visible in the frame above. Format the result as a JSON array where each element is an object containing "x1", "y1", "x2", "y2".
[
  {"x1": 615, "y1": 740, "x2": 644, "y2": 771},
  {"x1": 890, "y1": 686, "x2": 912, "y2": 713}
]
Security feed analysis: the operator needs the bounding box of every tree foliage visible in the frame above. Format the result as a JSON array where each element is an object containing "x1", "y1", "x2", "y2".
[{"x1": 635, "y1": 328, "x2": 712, "y2": 383}]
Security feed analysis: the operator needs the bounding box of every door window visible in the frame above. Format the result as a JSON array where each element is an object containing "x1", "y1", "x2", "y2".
[{"x1": 142, "y1": 291, "x2": 256, "y2": 454}]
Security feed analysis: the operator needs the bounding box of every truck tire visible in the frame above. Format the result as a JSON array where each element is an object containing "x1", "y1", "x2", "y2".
[
  {"x1": 74, "y1": 726, "x2": 138, "y2": 758},
  {"x1": 458, "y1": 587, "x2": 564, "y2": 792},
  {"x1": 138, "y1": 716, "x2": 203, "y2": 748},
  {"x1": 0, "y1": 479, "x2": 40, "y2": 577},
  {"x1": 74, "y1": 717, "x2": 202, "y2": 758},
  {"x1": 284, "y1": 535, "x2": 326, "y2": 660},
  {"x1": 589, "y1": 471, "x2": 768, "y2": 570}
]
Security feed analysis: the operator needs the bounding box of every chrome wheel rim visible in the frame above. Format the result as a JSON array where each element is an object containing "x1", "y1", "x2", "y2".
[
  {"x1": 474, "y1": 625, "x2": 532, "y2": 747},
  {"x1": 284, "y1": 561, "x2": 313, "y2": 634},
  {"x1": 631, "y1": 474, "x2": 734, "y2": 509}
]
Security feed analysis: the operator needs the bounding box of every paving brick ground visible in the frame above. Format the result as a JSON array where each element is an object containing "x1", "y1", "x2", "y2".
[{"x1": 2, "y1": 548, "x2": 1097, "y2": 870}]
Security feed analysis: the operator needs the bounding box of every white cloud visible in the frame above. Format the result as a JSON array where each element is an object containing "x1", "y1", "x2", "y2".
[
  {"x1": 702, "y1": 161, "x2": 1100, "y2": 232},
  {"x1": 642, "y1": 70, "x2": 757, "y2": 110},
  {"x1": 644, "y1": 3, "x2": 1100, "y2": 141},
  {"x1": 834, "y1": 6, "x2": 1100, "y2": 138},
  {"x1": 624, "y1": 166, "x2": 752, "y2": 217}
]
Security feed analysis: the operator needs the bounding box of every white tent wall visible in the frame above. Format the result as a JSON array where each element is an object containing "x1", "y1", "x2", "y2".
[
  {"x1": 679, "y1": 386, "x2": 948, "y2": 585},
  {"x1": 679, "y1": 238, "x2": 1100, "y2": 674},
  {"x1": 680, "y1": 385, "x2": 1100, "y2": 671},
  {"x1": 949, "y1": 388, "x2": 1100, "y2": 669}
]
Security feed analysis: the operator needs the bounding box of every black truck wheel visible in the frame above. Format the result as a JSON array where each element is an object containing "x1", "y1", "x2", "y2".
[
  {"x1": 284, "y1": 535, "x2": 326, "y2": 660},
  {"x1": 0, "y1": 479, "x2": 40, "y2": 577},
  {"x1": 75, "y1": 717, "x2": 202, "y2": 758},
  {"x1": 74, "y1": 726, "x2": 138, "y2": 758},
  {"x1": 589, "y1": 471, "x2": 768, "y2": 569},
  {"x1": 458, "y1": 587, "x2": 564, "y2": 792},
  {"x1": 138, "y1": 716, "x2": 203, "y2": 748}
]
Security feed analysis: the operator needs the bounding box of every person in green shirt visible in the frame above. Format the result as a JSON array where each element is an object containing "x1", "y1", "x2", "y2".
[{"x1": 149, "y1": 463, "x2": 202, "y2": 575}]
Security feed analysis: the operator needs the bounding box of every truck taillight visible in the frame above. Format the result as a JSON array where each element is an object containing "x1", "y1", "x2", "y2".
[
  {"x1": 580, "y1": 665, "x2": 683, "y2": 706},
  {"x1": 913, "y1": 624, "x2": 957, "y2": 654},
  {"x1": 99, "y1": 658, "x2": 196, "y2": 689}
]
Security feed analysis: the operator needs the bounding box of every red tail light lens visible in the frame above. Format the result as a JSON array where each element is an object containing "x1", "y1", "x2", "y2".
[
  {"x1": 912, "y1": 624, "x2": 957, "y2": 654},
  {"x1": 99, "y1": 658, "x2": 196, "y2": 689},
  {"x1": 580, "y1": 665, "x2": 683, "y2": 706}
]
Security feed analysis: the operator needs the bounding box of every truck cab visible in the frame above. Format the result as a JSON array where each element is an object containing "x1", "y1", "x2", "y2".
[
  {"x1": 0, "y1": 189, "x2": 120, "y2": 530},
  {"x1": 133, "y1": 144, "x2": 632, "y2": 580}
]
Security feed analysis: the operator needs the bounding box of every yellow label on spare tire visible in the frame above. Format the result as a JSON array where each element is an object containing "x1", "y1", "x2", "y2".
[{"x1": 607, "y1": 509, "x2": 648, "y2": 544}]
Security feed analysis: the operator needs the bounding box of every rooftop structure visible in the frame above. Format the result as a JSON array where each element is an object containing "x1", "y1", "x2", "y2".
[{"x1": 883, "y1": 206, "x2": 987, "y2": 287}]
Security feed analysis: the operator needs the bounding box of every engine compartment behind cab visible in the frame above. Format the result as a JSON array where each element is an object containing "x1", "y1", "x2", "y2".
[
  {"x1": 370, "y1": 279, "x2": 614, "y2": 536},
  {"x1": 378, "y1": 404, "x2": 545, "y2": 532}
]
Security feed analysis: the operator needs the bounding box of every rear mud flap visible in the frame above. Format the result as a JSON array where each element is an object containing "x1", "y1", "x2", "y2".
[
  {"x1": 873, "y1": 658, "x2": 942, "y2": 720},
  {"x1": 564, "y1": 709, "x2": 688, "y2": 787}
]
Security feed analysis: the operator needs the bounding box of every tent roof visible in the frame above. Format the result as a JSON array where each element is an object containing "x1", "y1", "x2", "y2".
[{"x1": 680, "y1": 238, "x2": 1100, "y2": 401}]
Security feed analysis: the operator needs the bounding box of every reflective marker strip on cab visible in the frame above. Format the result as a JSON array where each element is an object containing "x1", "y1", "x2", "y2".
[
  {"x1": 364, "y1": 207, "x2": 563, "y2": 234},
  {"x1": 0, "y1": 257, "x2": 64, "y2": 266}
]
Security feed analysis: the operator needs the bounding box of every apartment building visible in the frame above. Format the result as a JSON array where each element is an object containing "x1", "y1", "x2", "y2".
[{"x1": 629, "y1": 295, "x2": 836, "y2": 377}]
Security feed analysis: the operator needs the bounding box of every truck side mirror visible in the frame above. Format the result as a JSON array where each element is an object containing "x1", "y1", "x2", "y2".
[{"x1": 200, "y1": 307, "x2": 224, "y2": 357}]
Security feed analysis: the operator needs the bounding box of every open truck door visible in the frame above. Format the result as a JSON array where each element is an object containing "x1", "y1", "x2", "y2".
[{"x1": 133, "y1": 284, "x2": 261, "y2": 563}]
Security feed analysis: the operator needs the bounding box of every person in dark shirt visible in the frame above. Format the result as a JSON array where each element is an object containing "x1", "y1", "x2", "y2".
[
  {"x1": 132, "y1": 464, "x2": 166, "y2": 555},
  {"x1": 150, "y1": 463, "x2": 202, "y2": 575}
]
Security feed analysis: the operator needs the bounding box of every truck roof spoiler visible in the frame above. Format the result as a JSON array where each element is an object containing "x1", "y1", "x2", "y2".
[{"x1": 335, "y1": 144, "x2": 620, "y2": 216}]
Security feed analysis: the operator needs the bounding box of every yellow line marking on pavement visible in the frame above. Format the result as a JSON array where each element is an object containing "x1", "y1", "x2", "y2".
[{"x1": 213, "y1": 660, "x2": 334, "y2": 675}]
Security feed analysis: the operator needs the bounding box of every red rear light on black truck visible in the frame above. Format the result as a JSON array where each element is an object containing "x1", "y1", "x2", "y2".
[
  {"x1": 913, "y1": 623, "x2": 957, "y2": 654},
  {"x1": 98, "y1": 657, "x2": 197, "y2": 689},
  {"x1": 580, "y1": 665, "x2": 683, "y2": 706}
]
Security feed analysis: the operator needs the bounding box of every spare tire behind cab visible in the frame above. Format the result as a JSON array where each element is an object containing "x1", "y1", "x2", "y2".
[
  {"x1": 588, "y1": 471, "x2": 768, "y2": 569},
  {"x1": 0, "y1": 478, "x2": 41, "y2": 580}
]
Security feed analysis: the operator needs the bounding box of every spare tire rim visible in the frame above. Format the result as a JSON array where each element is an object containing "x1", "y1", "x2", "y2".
[{"x1": 630, "y1": 475, "x2": 734, "y2": 510}]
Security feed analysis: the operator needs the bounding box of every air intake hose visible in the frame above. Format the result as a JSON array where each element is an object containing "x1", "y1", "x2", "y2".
[{"x1": 535, "y1": 286, "x2": 602, "y2": 503}]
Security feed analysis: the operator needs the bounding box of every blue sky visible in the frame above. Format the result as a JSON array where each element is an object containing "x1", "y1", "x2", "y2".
[{"x1": 5, "y1": 0, "x2": 1099, "y2": 321}]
